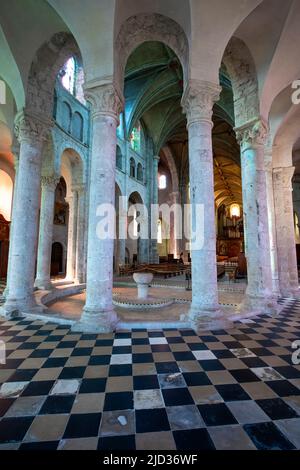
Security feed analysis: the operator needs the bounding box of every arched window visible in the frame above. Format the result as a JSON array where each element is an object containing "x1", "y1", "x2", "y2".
[
  {"x1": 61, "y1": 101, "x2": 72, "y2": 133},
  {"x1": 230, "y1": 203, "x2": 241, "y2": 219},
  {"x1": 59, "y1": 57, "x2": 76, "y2": 95},
  {"x1": 0, "y1": 170, "x2": 13, "y2": 221},
  {"x1": 159, "y1": 174, "x2": 167, "y2": 190},
  {"x1": 130, "y1": 122, "x2": 141, "y2": 152},
  {"x1": 58, "y1": 56, "x2": 86, "y2": 105},
  {"x1": 116, "y1": 146, "x2": 122, "y2": 170},
  {"x1": 130, "y1": 158, "x2": 136, "y2": 178},
  {"x1": 72, "y1": 112, "x2": 84, "y2": 141},
  {"x1": 137, "y1": 163, "x2": 143, "y2": 182},
  {"x1": 157, "y1": 219, "x2": 162, "y2": 244}
]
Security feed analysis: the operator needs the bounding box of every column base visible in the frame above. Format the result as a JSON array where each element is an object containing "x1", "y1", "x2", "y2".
[
  {"x1": 72, "y1": 308, "x2": 119, "y2": 333},
  {"x1": 188, "y1": 304, "x2": 233, "y2": 332},
  {"x1": 279, "y1": 287, "x2": 300, "y2": 299},
  {"x1": 34, "y1": 279, "x2": 53, "y2": 291},
  {"x1": 0, "y1": 295, "x2": 45, "y2": 319},
  {"x1": 241, "y1": 294, "x2": 281, "y2": 316}
]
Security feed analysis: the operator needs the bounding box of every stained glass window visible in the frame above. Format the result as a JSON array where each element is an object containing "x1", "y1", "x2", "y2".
[
  {"x1": 60, "y1": 57, "x2": 76, "y2": 95},
  {"x1": 130, "y1": 123, "x2": 141, "y2": 152}
]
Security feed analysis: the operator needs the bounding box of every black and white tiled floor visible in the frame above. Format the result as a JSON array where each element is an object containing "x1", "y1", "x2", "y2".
[{"x1": 0, "y1": 299, "x2": 300, "y2": 450}]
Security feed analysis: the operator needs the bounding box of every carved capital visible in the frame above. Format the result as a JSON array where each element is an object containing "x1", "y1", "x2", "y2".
[
  {"x1": 84, "y1": 84, "x2": 124, "y2": 123},
  {"x1": 14, "y1": 110, "x2": 53, "y2": 144},
  {"x1": 235, "y1": 118, "x2": 268, "y2": 149},
  {"x1": 41, "y1": 175, "x2": 60, "y2": 191},
  {"x1": 182, "y1": 80, "x2": 222, "y2": 125},
  {"x1": 273, "y1": 166, "x2": 295, "y2": 189}
]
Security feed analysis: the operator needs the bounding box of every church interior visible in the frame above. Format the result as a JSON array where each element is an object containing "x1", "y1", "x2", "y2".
[{"x1": 0, "y1": 0, "x2": 300, "y2": 452}]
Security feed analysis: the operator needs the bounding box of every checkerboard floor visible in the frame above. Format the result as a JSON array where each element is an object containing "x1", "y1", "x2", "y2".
[{"x1": 0, "y1": 298, "x2": 300, "y2": 450}]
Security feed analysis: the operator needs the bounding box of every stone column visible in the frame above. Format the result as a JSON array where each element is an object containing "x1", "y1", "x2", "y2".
[
  {"x1": 117, "y1": 196, "x2": 127, "y2": 269},
  {"x1": 182, "y1": 80, "x2": 224, "y2": 331},
  {"x1": 34, "y1": 175, "x2": 60, "y2": 290},
  {"x1": 1, "y1": 111, "x2": 50, "y2": 316},
  {"x1": 235, "y1": 119, "x2": 278, "y2": 313},
  {"x1": 74, "y1": 185, "x2": 86, "y2": 284},
  {"x1": 265, "y1": 151, "x2": 280, "y2": 296},
  {"x1": 3, "y1": 144, "x2": 20, "y2": 299},
  {"x1": 150, "y1": 155, "x2": 160, "y2": 263},
  {"x1": 73, "y1": 83, "x2": 123, "y2": 333},
  {"x1": 65, "y1": 190, "x2": 78, "y2": 281},
  {"x1": 273, "y1": 166, "x2": 299, "y2": 296}
]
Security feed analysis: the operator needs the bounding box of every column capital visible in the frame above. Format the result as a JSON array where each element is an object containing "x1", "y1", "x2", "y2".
[
  {"x1": 72, "y1": 184, "x2": 85, "y2": 195},
  {"x1": 181, "y1": 80, "x2": 222, "y2": 126},
  {"x1": 84, "y1": 83, "x2": 124, "y2": 123},
  {"x1": 153, "y1": 155, "x2": 160, "y2": 165},
  {"x1": 235, "y1": 118, "x2": 268, "y2": 149},
  {"x1": 41, "y1": 175, "x2": 60, "y2": 191},
  {"x1": 14, "y1": 110, "x2": 53, "y2": 144},
  {"x1": 273, "y1": 166, "x2": 295, "y2": 188}
]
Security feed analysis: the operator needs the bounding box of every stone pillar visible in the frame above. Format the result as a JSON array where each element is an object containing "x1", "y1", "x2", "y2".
[
  {"x1": 273, "y1": 166, "x2": 299, "y2": 296},
  {"x1": 3, "y1": 144, "x2": 20, "y2": 299},
  {"x1": 73, "y1": 84, "x2": 123, "y2": 333},
  {"x1": 1, "y1": 111, "x2": 50, "y2": 316},
  {"x1": 150, "y1": 155, "x2": 160, "y2": 263},
  {"x1": 117, "y1": 196, "x2": 127, "y2": 268},
  {"x1": 35, "y1": 175, "x2": 60, "y2": 290},
  {"x1": 235, "y1": 119, "x2": 278, "y2": 313},
  {"x1": 65, "y1": 190, "x2": 78, "y2": 281},
  {"x1": 265, "y1": 152, "x2": 280, "y2": 296},
  {"x1": 74, "y1": 185, "x2": 86, "y2": 284},
  {"x1": 182, "y1": 80, "x2": 224, "y2": 331}
]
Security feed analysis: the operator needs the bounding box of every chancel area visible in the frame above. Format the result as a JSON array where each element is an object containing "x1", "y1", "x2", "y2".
[{"x1": 0, "y1": 0, "x2": 300, "y2": 452}]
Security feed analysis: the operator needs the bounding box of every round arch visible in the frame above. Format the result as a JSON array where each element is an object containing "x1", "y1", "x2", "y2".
[{"x1": 114, "y1": 13, "x2": 189, "y2": 92}]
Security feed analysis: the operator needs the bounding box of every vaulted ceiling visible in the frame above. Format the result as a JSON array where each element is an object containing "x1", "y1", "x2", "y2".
[{"x1": 124, "y1": 41, "x2": 241, "y2": 207}]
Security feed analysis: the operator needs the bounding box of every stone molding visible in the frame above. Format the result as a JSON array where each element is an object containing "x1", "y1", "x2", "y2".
[
  {"x1": 273, "y1": 166, "x2": 295, "y2": 189},
  {"x1": 14, "y1": 110, "x2": 53, "y2": 145},
  {"x1": 235, "y1": 118, "x2": 268, "y2": 149},
  {"x1": 40, "y1": 175, "x2": 60, "y2": 190},
  {"x1": 181, "y1": 80, "x2": 222, "y2": 126},
  {"x1": 84, "y1": 84, "x2": 124, "y2": 122}
]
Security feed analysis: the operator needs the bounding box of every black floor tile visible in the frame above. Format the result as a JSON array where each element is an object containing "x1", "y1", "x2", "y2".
[
  {"x1": 274, "y1": 366, "x2": 300, "y2": 380},
  {"x1": 216, "y1": 384, "x2": 252, "y2": 402},
  {"x1": 155, "y1": 362, "x2": 180, "y2": 374},
  {"x1": 29, "y1": 349, "x2": 53, "y2": 358},
  {"x1": 7, "y1": 369, "x2": 38, "y2": 382},
  {"x1": 89, "y1": 355, "x2": 111, "y2": 366},
  {"x1": 21, "y1": 380, "x2": 55, "y2": 397},
  {"x1": 0, "y1": 398, "x2": 15, "y2": 417},
  {"x1": 173, "y1": 428, "x2": 215, "y2": 450},
  {"x1": 71, "y1": 347, "x2": 93, "y2": 357},
  {"x1": 133, "y1": 375, "x2": 159, "y2": 390},
  {"x1": 58, "y1": 367, "x2": 86, "y2": 379},
  {"x1": 198, "y1": 403, "x2": 238, "y2": 426},
  {"x1": 183, "y1": 372, "x2": 211, "y2": 386},
  {"x1": 132, "y1": 353, "x2": 154, "y2": 364},
  {"x1": 266, "y1": 380, "x2": 300, "y2": 397},
  {"x1": 39, "y1": 395, "x2": 75, "y2": 415},
  {"x1": 0, "y1": 416, "x2": 34, "y2": 443},
  {"x1": 256, "y1": 398, "x2": 298, "y2": 420},
  {"x1": 63, "y1": 413, "x2": 101, "y2": 439},
  {"x1": 98, "y1": 435, "x2": 136, "y2": 450},
  {"x1": 162, "y1": 387, "x2": 194, "y2": 406},
  {"x1": 229, "y1": 369, "x2": 261, "y2": 383},
  {"x1": 151, "y1": 344, "x2": 171, "y2": 352},
  {"x1": 244, "y1": 422, "x2": 295, "y2": 450},
  {"x1": 108, "y1": 364, "x2": 132, "y2": 377},
  {"x1": 79, "y1": 378, "x2": 107, "y2": 394},
  {"x1": 112, "y1": 346, "x2": 132, "y2": 354},
  {"x1": 173, "y1": 351, "x2": 195, "y2": 361},
  {"x1": 199, "y1": 360, "x2": 225, "y2": 371},
  {"x1": 103, "y1": 392, "x2": 134, "y2": 411},
  {"x1": 42, "y1": 357, "x2": 68, "y2": 368},
  {"x1": 240, "y1": 357, "x2": 268, "y2": 368},
  {"x1": 136, "y1": 408, "x2": 170, "y2": 433}
]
